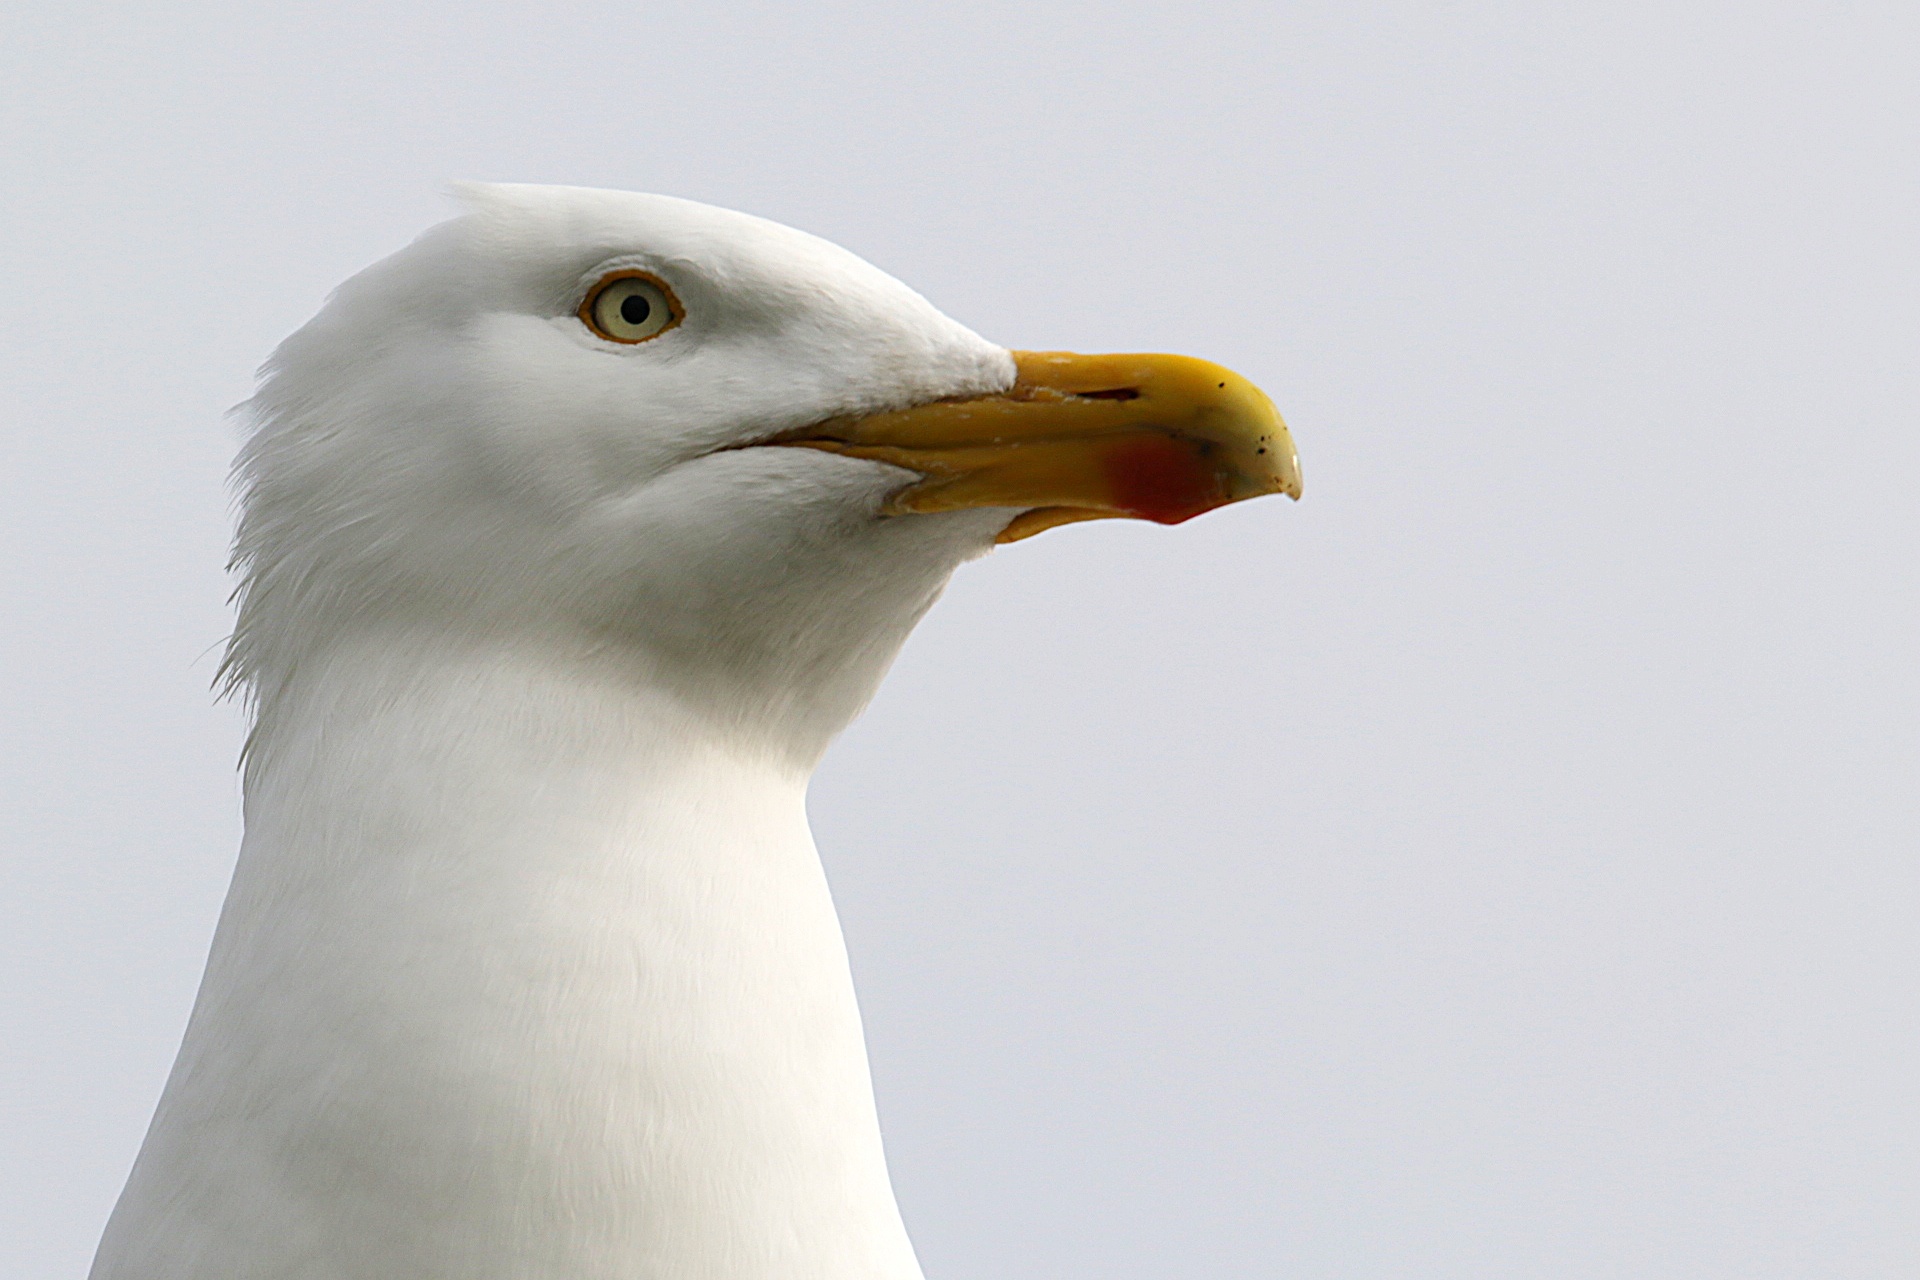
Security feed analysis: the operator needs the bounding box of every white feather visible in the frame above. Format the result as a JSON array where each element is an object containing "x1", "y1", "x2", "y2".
[{"x1": 93, "y1": 185, "x2": 1019, "y2": 1280}]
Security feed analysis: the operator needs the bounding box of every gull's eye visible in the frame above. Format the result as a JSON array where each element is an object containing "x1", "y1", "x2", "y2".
[{"x1": 581, "y1": 272, "x2": 682, "y2": 344}]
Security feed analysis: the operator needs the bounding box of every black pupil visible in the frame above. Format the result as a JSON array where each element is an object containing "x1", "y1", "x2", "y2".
[{"x1": 619, "y1": 293, "x2": 652, "y2": 326}]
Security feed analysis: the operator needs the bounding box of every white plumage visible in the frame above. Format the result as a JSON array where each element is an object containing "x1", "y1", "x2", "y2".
[{"x1": 91, "y1": 184, "x2": 1297, "y2": 1280}]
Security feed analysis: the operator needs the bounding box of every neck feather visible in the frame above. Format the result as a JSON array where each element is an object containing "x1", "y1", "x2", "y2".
[{"x1": 93, "y1": 635, "x2": 923, "y2": 1280}]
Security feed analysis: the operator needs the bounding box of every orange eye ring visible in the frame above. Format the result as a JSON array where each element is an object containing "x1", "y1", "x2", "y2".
[{"x1": 579, "y1": 270, "x2": 685, "y2": 344}]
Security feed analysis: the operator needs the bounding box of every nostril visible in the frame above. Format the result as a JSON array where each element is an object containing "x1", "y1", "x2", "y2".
[{"x1": 1076, "y1": 388, "x2": 1141, "y2": 401}]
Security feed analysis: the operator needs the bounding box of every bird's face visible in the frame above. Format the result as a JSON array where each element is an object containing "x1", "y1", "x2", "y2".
[{"x1": 231, "y1": 185, "x2": 1298, "y2": 756}]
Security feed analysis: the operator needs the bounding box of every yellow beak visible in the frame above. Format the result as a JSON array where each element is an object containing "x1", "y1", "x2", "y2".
[{"x1": 769, "y1": 350, "x2": 1302, "y2": 543}]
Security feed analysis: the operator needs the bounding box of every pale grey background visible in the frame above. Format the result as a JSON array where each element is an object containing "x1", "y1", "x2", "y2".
[{"x1": 3, "y1": 2, "x2": 1915, "y2": 1276}]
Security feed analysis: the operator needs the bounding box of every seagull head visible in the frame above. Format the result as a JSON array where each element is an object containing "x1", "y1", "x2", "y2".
[{"x1": 227, "y1": 183, "x2": 1299, "y2": 760}]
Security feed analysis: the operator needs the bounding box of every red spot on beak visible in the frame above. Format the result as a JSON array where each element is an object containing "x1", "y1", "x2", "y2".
[{"x1": 1104, "y1": 435, "x2": 1226, "y2": 524}]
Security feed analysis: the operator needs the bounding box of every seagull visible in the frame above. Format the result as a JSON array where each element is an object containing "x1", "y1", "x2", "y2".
[{"x1": 90, "y1": 183, "x2": 1301, "y2": 1280}]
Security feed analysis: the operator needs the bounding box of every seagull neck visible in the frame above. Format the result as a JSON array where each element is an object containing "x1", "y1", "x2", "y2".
[{"x1": 107, "y1": 632, "x2": 924, "y2": 1280}]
